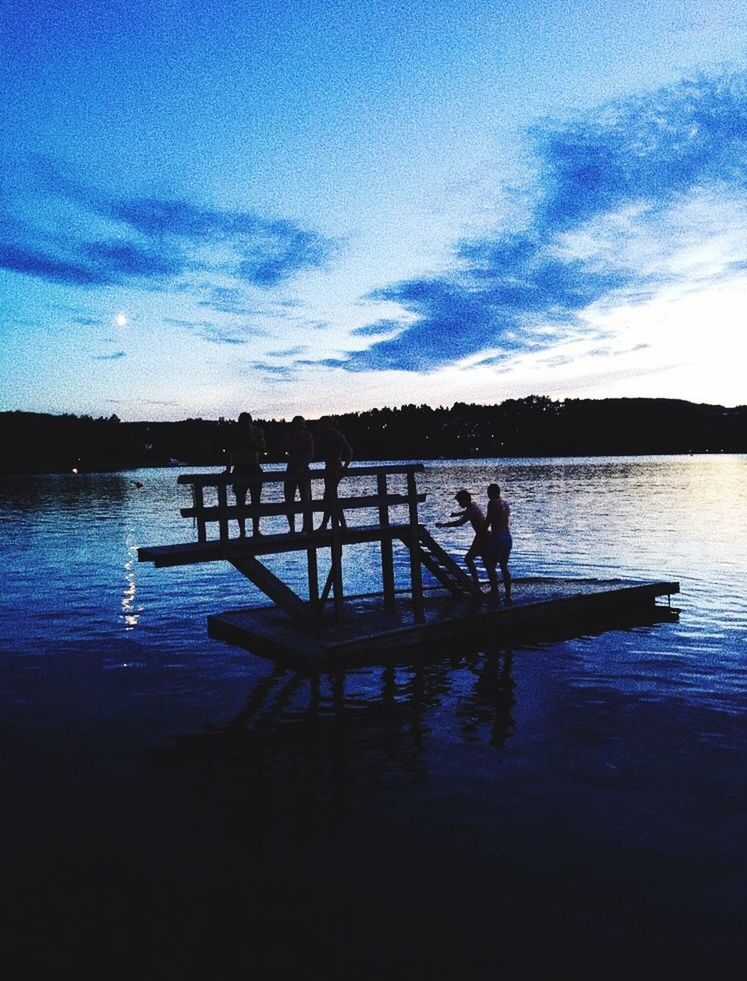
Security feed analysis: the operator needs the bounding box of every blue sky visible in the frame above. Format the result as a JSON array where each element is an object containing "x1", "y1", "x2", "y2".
[{"x1": 1, "y1": 0, "x2": 746, "y2": 420}]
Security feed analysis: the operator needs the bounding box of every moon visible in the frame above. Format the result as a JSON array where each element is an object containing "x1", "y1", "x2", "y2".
[{"x1": 115, "y1": 313, "x2": 128, "y2": 327}]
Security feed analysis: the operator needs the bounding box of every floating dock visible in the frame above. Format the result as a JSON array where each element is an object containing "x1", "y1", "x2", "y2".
[
  {"x1": 138, "y1": 464, "x2": 679, "y2": 668},
  {"x1": 208, "y1": 578, "x2": 678, "y2": 667}
]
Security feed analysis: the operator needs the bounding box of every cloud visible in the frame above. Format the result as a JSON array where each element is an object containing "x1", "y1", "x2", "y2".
[
  {"x1": 0, "y1": 158, "x2": 338, "y2": 293},
  {"x1": 267, "y1": 345, "x2": 307, "y2": 357},
  {"x1": 244, "y1": 361, "x2": 297, "y2": 380},
  {"x1": 337, "y1": 69, "x2": 747, "y2": 373},
  {"x1": 0, "y1": 243, "x2": 110, "y2": 286},
  {"x1": 164, "y1": 316, "x2": 266, "y2": 345}
]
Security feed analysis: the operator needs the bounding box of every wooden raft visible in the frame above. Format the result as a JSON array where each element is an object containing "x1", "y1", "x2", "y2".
[{"x1": 137, "y1": 463, "x2": 680, "y2": 666}]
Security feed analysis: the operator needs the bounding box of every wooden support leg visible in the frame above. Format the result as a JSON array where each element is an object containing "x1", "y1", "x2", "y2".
[
  {"x1": 407, "y1": 472, "x2": 424, "y2": 623},
  {"x1": 377, "y1": 473, "x2": 396, "y2": 612},
  {"x1": 307, "y1": 547, "x2": 319, "y2": 606},
  {"x1": 230, "y1": 555, "x2": 320, "y2": 625},
  {"x1": 331, "y1": 523, "x2": 344, "y2": 623}
]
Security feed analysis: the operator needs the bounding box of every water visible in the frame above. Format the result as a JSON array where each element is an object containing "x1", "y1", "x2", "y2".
[{"x1": 1, "y1": 458, "x2": 745, "y2": 978}]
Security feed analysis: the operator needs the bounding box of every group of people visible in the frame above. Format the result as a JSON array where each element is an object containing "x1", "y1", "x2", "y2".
[
  {"x1": 225, "y1": 412, "x2": 352, "y2": 537},
  {"x1": 436, "y1": 484, "x2": 512, "y2": 603},
  {"x1": 226, "y1": 410, "x2": 512, "y2": 603}
]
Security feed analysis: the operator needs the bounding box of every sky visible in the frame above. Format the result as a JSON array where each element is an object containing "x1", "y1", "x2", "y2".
[{"x1": 1, "y1": 0, "x2": 746, "y2": 421}]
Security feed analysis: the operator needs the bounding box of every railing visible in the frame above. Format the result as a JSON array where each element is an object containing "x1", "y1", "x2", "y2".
[
  {"x1": 176, "y1": 463, "x2": 427, "y2": 622},
  {"x1": 177, "y1": 463, "x2": 425, "y2": 545}
]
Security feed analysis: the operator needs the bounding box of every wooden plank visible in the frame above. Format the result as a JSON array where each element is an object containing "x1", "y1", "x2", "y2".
[
  {"x1": 217, "y1": 481, "x2": 229, "y2": 543},
  {"x1": 194, "y1": 485, "x2": 206, "y2": 543},
  {"x1": 137, "y1": 523, "x2": 415, "y2": 566},
  {"x1": 177, "y1": 463, "x2": 425, "y2": 487},
  {"x1": 307, "y1": 547, "x2": 319, "y2": 605},
  {"x1": 378, "y1": 472, "x2": 395, "y2": 611},
  {"x1": 229, "y1": 555, "x2": 320, "y2": 625},
  {"x1": 331, "y1": 526, "x2": 344, "y2": 622},
  {"x1": 206, "y1": 578, "x2": 681, "y2": 666},
  {"x1": 406, "y1": 471, "x2": 424, "y2": 622},
  {"x1": 179, "y1": 493, "x2": 426, "y2": 522}
]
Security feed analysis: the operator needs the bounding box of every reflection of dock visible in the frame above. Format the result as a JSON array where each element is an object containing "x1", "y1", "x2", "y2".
[{"x1": 138, "y1": 464, "x2": 679, "y2": 666}]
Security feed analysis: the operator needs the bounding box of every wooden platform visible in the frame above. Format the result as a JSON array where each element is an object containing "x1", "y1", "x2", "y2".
[{"x1": 207, "y1": 577, "x2": 680, "y2": 668}]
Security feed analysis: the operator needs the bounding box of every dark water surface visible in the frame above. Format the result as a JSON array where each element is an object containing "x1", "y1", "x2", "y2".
[{"x1": 1, "y1": 458, "x2": 745, "y2": 978}]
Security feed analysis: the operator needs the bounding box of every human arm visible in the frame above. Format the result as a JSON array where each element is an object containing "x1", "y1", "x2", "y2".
[{"x1": 436, "y1": 510, "x2": 468, "y2": 529}]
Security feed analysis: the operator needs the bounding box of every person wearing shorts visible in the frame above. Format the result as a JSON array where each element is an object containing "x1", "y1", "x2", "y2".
[{"x1": 483, "y1": 482, "x2": 512, "y2": 603}]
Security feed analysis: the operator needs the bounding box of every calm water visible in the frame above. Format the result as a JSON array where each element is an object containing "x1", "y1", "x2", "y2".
[{"x1": 1, "y1": 457, "x2": 745, "y2": 978}]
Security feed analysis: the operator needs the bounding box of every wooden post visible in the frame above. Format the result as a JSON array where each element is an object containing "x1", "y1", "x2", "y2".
[
  {"x1": 331, "y1": 516, "x2": 344, "y2": 623},
  {"x1": 217, "y1": 480, "x2": 229, "y2": 544},
  {"x1": 407, "y1": 470, "x2": 424, "y2": 622},
  {"x1": 194, "y1": 484, "x2": 206, "y2": 544},
  {"x1": 307, "y1": 546, "x2": 319, "y2": 607},
  {"x1": 377, "y1": 472, "x2": 396, "y2": 611}
]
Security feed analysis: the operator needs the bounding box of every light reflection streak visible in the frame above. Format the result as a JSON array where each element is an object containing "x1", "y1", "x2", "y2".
[{"x1": 121, "y1": 539, "x2": 142, "y2": 630}]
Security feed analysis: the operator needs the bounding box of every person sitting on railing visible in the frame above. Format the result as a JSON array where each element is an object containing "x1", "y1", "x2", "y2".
[
  {"x1": 315, "y1": 417, "x2": 353, "y2": 532},
  {"x1": 226, "y1": 412, "x2": 265, "y2": 537},
  {"x1": 282, "y1": 416, "x2": 314, "y2": 534}
]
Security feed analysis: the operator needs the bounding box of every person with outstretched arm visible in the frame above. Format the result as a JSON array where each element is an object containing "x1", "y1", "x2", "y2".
[{"x1": 436, "y1": 488, "x2": 487, "y2": 586}]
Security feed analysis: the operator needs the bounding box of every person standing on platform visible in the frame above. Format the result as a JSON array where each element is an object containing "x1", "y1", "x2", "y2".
[
  {"x1": 436, "y1": 489, "x2": 487, "y2": 586},
  {"x1": 226, "y1": 412, "x2": 265, "y2": 537},
  {"x1": 316, "y1": 418, "x2": 353, "y2": 531},
  {"x1": 282, "y1": 415, "x2": 314, "y2": 534},
  {"x1": 483, "y1": 482, "x2": 512, "y2": 603}
]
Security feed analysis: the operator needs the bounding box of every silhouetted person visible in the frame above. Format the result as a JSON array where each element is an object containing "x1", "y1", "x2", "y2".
[
  {"x1": 483, "y1": 482, "x2": 512, "y2": 603},
  {"x1": 282, "y1": 415, "x2": 314, "y2": 534},
  {"x1": 436, "y1": 489, "x2": 487, "y2": 585},
  {"x1": 316, "y1": 418, "x2": 352, "y2": 531},
  {"x1": 226, "y1": 412, "x2": 265, "y2": 537}
]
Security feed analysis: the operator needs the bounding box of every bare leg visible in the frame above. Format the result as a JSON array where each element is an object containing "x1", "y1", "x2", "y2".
[
  {"x1": 500, "y1": 560, "x2": 512, "y2": 603},
  {"x1": 465, "y1": 544, "x2": 480, "y2": 584},
  {"x1": 235, "y1": 487, "x2": 247, "y2": 538},
  {"x1": 284, "y1": 478, "x2": 297, "y2": 533},
  {"x1": 249, "y1": 479, "x2": 262, "y2": 536},
  {"x1": 485, "y1": 559, "x2": 499, "y2": 596},
  {"x1": 300, "y1": 476, "x2": 312, "y2": 533},
  {"x1": 319, "y1": 465, "x2": 343, "y2": 530}
]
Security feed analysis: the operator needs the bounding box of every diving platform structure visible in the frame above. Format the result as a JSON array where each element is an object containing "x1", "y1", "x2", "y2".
[{"x1": 137, "y1": 463, "x2": 679, "y2": 665}]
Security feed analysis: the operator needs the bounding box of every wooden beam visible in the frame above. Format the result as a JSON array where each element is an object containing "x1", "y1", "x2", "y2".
[
  {"x1": 217, "y1": 481, "x2": 229, "y2": 543},
  {"x1": 229, "y1": 555, "x2": 320, "y2": 625},
  {"x1": 377, "y1": 472, "x2": 396, "y2": 611},
  {"x1": 331, "y1": 525, "x2": 344, "y2": 622},
  {"x1": 406, "y1": 471, "x2": 424, "y2": 622},
  {"x1": 180, "y1": 493, "x2": 426, "y2": 522},
  {"x1": 177, "y1": 463, "x2": 425, "y2": 487},
  {"x1": 307, "y1": 547, "x2": 319, "y2": 605},
  {"x1": 137, "y1": 524, "x2": 415, "y2": 567}
]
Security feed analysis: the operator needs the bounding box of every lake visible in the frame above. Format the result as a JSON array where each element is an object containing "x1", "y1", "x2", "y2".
[{"x1": 1, "y1": 457, "x2": 745, "y2": 978}]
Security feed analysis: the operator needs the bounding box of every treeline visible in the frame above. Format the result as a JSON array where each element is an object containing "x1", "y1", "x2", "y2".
[{"x1": 1, "y1": 396, "x2": 745, "y2": 474}]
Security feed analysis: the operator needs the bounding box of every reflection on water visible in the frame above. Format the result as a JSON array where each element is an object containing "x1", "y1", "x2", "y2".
[
  {"x1": 150, "y1": 649, "x2": 517, "y2": 834},
  {"x1": 120, "y1": 538, "x2": 142, "y2": 630}
]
